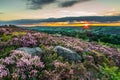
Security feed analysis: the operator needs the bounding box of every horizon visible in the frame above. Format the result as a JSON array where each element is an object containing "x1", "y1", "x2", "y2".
[
  {"x1": 1, "y1": 16, "x2": 120, "y2": 26},
  {"x1": 0, "y1": 15, "x2": 120, "y2": 21},
  {"x1": 0, "y1": 0, "x2": 120, "y2": 21}
]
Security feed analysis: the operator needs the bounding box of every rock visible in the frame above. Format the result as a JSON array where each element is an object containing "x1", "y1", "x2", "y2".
[
  {"x1": 17, "y1": 47, "x2": 43, "y2": 57},
  {"x1": 54, "y1": 46, "x2": 82, "y2": 62},
  {"x1": 53, "y1": 34, "x2": 62, "y2": 37}
]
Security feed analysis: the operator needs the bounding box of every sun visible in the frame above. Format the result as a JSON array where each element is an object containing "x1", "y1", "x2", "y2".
[{"x1": 83, "y1": 21, "x2": 91, "y2": 29}]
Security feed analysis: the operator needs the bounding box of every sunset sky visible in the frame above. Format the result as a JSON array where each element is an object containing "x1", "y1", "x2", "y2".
[{"x1": 0, "y1": 0, "x2": 120, "y2": 21}]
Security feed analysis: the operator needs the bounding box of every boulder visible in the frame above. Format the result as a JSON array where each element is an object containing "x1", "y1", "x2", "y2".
[
  {"x1": 17, "y1": 47, "x2": 42, "y2": 57},
  {"x1": 54, "y1": 46, "x2": 82, "y2": 62}
]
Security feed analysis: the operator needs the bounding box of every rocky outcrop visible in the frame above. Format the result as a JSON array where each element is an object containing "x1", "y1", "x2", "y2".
[
  {"x1": 54, "y1": 46, "x2": 82, "y2": 62},
  {"x1": 17, "y1": 47, "x2": 43, "y2": 57}
]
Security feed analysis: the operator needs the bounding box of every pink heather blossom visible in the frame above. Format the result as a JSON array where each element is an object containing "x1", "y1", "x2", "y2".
[
  {"x1": 12, "y1": 73, "x2": 19, "y2": 79},
  {"x1": 54, "y1": 75, "x2": 60, "y2": 80},
  {"x1": 9, "y1": 33, "x2": 37, "y2": 47},
  {"x1": 0, "y1": 50, "x2": 44, "y2": 79},
  {"x1": 30, "y1": 70, "x2": 38, "y2": 77},
  {"x1": 53, "y1": 61, "x2": 66, "y2": 68},
  {"x1": 17, "y1": 61, "x2": 24, "y2": 67},
  {"x1": 21, "y1": 74, "x2": 26, "y2": 80},
  {"x1": 69, "y1": 69, "x2": 74, "y2": 75},
  {"x1": 0, "y1": 64, "x2": 9, "y2": 79},
  {"x1": 2, "y1": 57, "x2": 15, "y2": 65},
  {"x1": 13, "y1": 37, "x2": 19, "y2": 41},
  {"x1": 73, "y1": 46, "x2": 84, "y2": 52},
  {"x1": 20, "y1": 57, "x2": 31, "y2": 66}
]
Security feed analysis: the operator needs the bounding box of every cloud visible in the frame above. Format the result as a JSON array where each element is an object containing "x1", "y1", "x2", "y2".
[
  {"x1": 27, "y1": 0, "x2": 56, "y2": 10},
  {"x1": 59, "y1": 0, "x2": 91, "y2": 7},
  {"x1": 104, "y1": 12, "x2": 120, "y2": 16},
  {"x1": 101, "y1": 9, "x2": 120, "y2": 16},
  {"x1": 27, "y1": 0, "x2": 92, "y2": 10},
  {"x1": 59, "y1": 10, "x2": 97, "y2": 17},
  {"x1": 59, "y1": 1, "x2": 78, "y2": 7}
]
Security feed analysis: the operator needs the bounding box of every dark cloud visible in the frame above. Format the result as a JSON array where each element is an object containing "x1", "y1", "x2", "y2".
[
  {"x1": 59, "y1": 1, "x2": 78, "y2": 7},
  {"x1": 60, "y1": 0, "x2": 92, "y2": 7},
  {"x1": 27, "y1": 0, "x2": 56, "y2": 10},
  {"x1": 27, "y1": 0, "x2": 92, "y2": 10}
]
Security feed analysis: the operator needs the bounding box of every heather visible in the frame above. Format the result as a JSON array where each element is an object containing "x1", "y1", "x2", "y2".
[
  {"x1": 0, "y1": 27, "x2": 120, "y2": 80},
  {"x1": 0, "y1": 50, "x2": 44, "y2": 80},
  {"x1": 26, "y1": 26, "x2": 120, "y2": 45}
]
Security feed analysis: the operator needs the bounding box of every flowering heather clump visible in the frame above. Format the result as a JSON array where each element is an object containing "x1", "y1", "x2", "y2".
[
  {"x1": 87, "y1": 42, "x2": 120, "y2": 66},
  {"x1": 33, "y1": 33, "x2": 62, "y2": 46},
  {"x1": 20, "y1": 33, "x2": 37, "y2": 47},
  {"x1": 2, "y1": 56, "x2": 15, "y2": 65},
  {"x1": 0, "y1": 28, "x2": 6, "y2": 34},
  {"x1": 44, "y1": 60, "x2": 101, "y2": 80},
  {"x1": 0, "y1": 50, "x2": 44, "y2": 79},
  {"x1": 0, "y1": 28, "x2": 11, "y2": 35},
  {"x1": 9, "y1": 33, "x2": 37, "y2": 47},
  {"x1": 53, "y1": 61, "x2": 67, "y2": 68},
  {"x1": 0, "y1": 64, "x2": 9, "y2": 79}
]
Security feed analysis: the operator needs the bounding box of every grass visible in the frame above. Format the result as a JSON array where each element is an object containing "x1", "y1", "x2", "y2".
[
  {"x1": 0, "y1": 46, "x2": 17, "y2": 58},
  {"x1": 0, "y1": 32, "x2": 26, "y2": 42}
]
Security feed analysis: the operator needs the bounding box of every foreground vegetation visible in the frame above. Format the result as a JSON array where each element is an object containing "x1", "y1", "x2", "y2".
[
  {"x1": 0, "y1": 26, "x2": 120, "y2": 80},
  {"x1": 25, "y1": 26, "x2": 120, "y2": 45}
]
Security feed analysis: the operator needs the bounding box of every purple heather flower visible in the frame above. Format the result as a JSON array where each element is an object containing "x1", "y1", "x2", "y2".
[
  {"x1": 53, "y1": 61, "x2": 66, "y2": 68},
  {"x1": 2, "y1": 57, "x2": 15, "y2": 65},
  {"x1": 0, "y1": 64, "x2": 9, "y2": 79}
]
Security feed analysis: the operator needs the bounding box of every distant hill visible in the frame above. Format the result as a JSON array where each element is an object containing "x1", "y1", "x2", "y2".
[{"x1": 0, "y1": 16, "x2": 120, "y2": 25}]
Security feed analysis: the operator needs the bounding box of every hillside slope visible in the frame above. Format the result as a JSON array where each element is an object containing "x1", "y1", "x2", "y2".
[{"x1": 0, "y1": 26, "x2": 120, "y2": 80}]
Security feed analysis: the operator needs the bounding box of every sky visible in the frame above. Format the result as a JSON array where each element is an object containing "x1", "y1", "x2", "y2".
[{"x1": 0, "y1": 0, "x2": 120, "y2": 21}]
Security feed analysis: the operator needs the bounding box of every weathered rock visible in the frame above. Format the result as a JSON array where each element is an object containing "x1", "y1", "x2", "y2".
[
  {"x1": 17, "y1": 47, "x2": 42, "y2": 57},
  {"x1": 54, "y1": 46, "x2": 82, "y2": 62}
]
